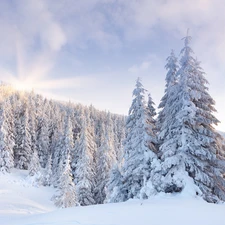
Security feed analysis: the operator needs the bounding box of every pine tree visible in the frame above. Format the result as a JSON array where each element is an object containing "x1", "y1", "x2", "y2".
[
  {"x1": 121, "y1": 78, "x2": 158, "y2": 200},
  {"x1": 74, "y1": 115, "x2": 96, "y2": 206},
  {"x1": 115, "y1": 116, "x2": 126, "y2": 166},
  {"x1": 37, "y1": 116, "x2": 50, "y2": 168},
  {"x1": 157, "y1": 50, "x2": 178, "y2": 134},
  {"x1": 0, "y1": 101, "x2": 14, "y2": 173},
  {"x1": 43, "y1": 154, "x2": 53, "y2": 186},
  {"x1": 14, "y1": 107, "x2": 32, "y2": 170},
  {"x1": 29, "y1": 149, "x2": 40, "y2": 176},
  {"x1": 158, "y1": 33, "x2": 225, "y2": 202},
  {"x1": 54, "y1": 156, "x2": 79, "y2": 208},
  {"x1": 28, "y1": 94, "x2": 38, "y2": 156},
  {"x1": 146, "y1": 93, "x2": 157, "y2": 151},
  {"x1": 106, "y1": 113, "x2": 117, "y2": 164},
  {"x1": 95, "y1": 121, "x2": 116, "y2": 204},
  {"x1": 106, "y1": 165, "x2": 125, "y2": 203},
  {"x1": 50, "y1": 108, "x2": 64, "y2": 187},
  {"x1": 54, "y1": 114, "x2": 78, "y2": 208},
  {"x1": 52, "y1": 132, "x2": 64, "y2": 188}
]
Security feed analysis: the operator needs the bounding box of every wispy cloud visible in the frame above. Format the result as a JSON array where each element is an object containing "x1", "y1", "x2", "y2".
[{"x1": 128, "y1": 61, "x2": 151, "y2": 73}]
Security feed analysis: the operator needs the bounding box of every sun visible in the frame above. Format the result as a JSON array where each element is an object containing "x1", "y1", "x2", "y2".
[{"x1": 10, "y1": 77, "x2": 36, "y2": 92}]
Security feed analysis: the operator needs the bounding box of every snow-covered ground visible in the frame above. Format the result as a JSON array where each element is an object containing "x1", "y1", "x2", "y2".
[
  {"x1": 1, "y1": 170, "x2": 225, "y2": 225},
  {"x1": 0, "y1": 169, "x2": 55, "y2": 225}
]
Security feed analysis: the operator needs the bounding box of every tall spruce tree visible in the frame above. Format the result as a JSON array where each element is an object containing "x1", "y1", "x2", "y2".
[
  {"x1": 121, "y1": 78, "x2": 158, "y2": 200},
  {"x1": 37, "y1": 116, "x2": 50, "y2": 168},
  {"x1": 14, "y1": 107, "x2": 32, "y2": 170},
  {"x1": 52, "y1": 132, "x2": 64, "y2": 188},
  {"x1": 95, "y1": 121, "x2": 116, "y2": 204},
  {"x1": 158, "y1": 33, "x2": 225, "y2": 202},
  {"x1": 74, "y1": 115, "x2": 96, "y2": 206},
  {"x1": 54, "y1": 114, "x2": 78, "y2": 208}
]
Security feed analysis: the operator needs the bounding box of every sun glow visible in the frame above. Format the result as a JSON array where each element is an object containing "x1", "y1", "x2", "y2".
[{"x1": 11, "y1": 79, "x2": 34, "y2": 92}]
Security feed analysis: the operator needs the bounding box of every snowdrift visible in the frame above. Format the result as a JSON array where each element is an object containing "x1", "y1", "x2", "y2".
[{"x1": 1, "y1": 170, "x2": 225, "y2": 225}]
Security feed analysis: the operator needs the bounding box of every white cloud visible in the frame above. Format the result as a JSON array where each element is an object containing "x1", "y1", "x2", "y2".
[
  {"x1": 128, "y1": 61, "x2": 151, "y2": 73},
  {"x1": 15, "y1": 0, "x2": 66, "y2": 52},
  {"x1": 140, "y1": 61, "x2": 150, "y2": 70}
]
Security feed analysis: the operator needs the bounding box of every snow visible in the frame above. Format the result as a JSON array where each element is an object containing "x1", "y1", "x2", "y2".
[
  {"x1": 0, "y1": 169, "x2": 55, "y2": 223},
  {"x1": 1, "y1": 169, "x2": 225, "y2": 225}
]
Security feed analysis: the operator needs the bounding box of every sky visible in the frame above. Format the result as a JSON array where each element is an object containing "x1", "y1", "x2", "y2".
[{"x1": 0, "y1": 0, "x2": 225, "y2": 131}]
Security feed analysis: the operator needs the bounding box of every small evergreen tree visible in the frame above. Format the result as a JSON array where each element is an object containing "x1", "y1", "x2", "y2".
[
  {"x1": 29, "y1": 149, "x2": 40, "y2": 176},
  {"x1": 43, "y1": 155, "x2": 53, "y2": 186},
  {"x1": 54, "y1": 157, "x2": 79, "y2": 208},
  {"x1": 106, "y1": 165, "x2": 125, "y2": 203}
]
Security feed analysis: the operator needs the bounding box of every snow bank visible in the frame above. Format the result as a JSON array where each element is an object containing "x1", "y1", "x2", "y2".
[{"x1": 1, "y1": 169, "x2": 225, "y2": 225}]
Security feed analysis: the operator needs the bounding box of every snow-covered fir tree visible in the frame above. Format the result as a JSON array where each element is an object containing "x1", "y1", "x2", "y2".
[
  {"x1": 52, "y1": 132, "x2": 64, "y2": 188},
  {"x1": 54, "y1": 114, "x2": 78, "y2": 208},
  {"x1": 54, "y1": 155, "x2": 79, "y2": 208},
  {"x1": 158, "y1": 33, "x2": 225, "y2": 202},
  {"x1": 14, "y1": 106, "x2": 32, "y2": 170},
  {"x1": 43, "y1": 154, "x2": 53, "y2": 186},
  {"x1": 105, "y1": 164, "x2": 124, "y2": 203},
  {"x1": 74, "y1": 115, "x2": 96, "y2": 206},
  {"x1": 114, "y1": 116, "x2": 126, "y2": 165},
  {"x1": 146, "y1": 93, "x2": 157, "y2": 149},
  {"x1": 121, "y1": 78, "x2": 158, "y2": 200},
  {"x1": 95, "y1": 121, "x2": 117, "y2": 204},
  {"x1": 157, "y1": 49, "x2": 179, "y2": 133},
  {"x1": 37, "y1": 106, "x2": 50, "y2": 168},
  {"x1": 29, "y1": 149, "x2": 40, "y2": 176},
  {"x1": 53, "y1": 113, "x2": 73, "y2": 186},
  {"x1": 0, "y1": 101, "x2": 14, "y2": 173}
]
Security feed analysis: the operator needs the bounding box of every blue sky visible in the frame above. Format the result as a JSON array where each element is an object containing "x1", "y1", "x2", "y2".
[{"x1": 0, "y1": 0, "x2": 225, "y2": 131}]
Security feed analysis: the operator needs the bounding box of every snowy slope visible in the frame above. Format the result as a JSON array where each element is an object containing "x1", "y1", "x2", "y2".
[
  {"x1": 1, "y1": 170, "x2": 225, "y2": 225},
  {"x1": 0, "y1": 169, "x2": 56, "y2": 224}
]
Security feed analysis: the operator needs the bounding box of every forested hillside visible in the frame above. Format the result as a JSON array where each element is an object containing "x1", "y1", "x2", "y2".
[{"x1": 0, "y1": 83, "x2": 125, "y2": 207}]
